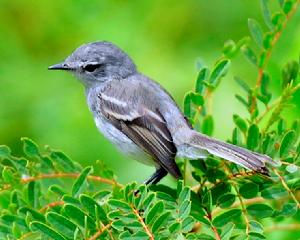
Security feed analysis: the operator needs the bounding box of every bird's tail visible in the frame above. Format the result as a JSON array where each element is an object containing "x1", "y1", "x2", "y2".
[{"x1": 188, "y1": 131, "x2": 274, "y2": 174}]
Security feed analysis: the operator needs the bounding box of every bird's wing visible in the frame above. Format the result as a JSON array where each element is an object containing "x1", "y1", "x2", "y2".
[{"x1": 98, "y1": 84, "x2": 181, "y2": 179}]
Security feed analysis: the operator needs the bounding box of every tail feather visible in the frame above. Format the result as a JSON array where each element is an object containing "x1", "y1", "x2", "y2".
[{"x1": 189, "y1": 131, "x2": 274, "y2": 174}]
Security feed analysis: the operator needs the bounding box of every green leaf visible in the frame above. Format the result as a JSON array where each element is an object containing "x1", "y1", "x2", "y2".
[
  {"x1": 247, "y1": 204, "x2": 273, "y2": 218},
  {"x1": 232, "y1": 128, "x2": 242, "y2": 145},
  {"x1": 195, "y1": 68, "x2": 209, "y2": 93},
  {"x1": 279, "y1": 130, "x2": 296, "y2": 158},
  {"x1": 178, "y1": 187, "x2": 191, "y2": 206},
  {"x1": 190, "y1": 92, "x2": 204, "y2": 106},
  {"x1": 235, "y1": 94, "x2": 249, "y2": 107},
  {"x1": 249, "y1": 220, "x2": 264, "y2": 233},
  {"x1": 260, "y1": 72, "x2": 272, "y2": 104},
  {"x1": 209, "y1": 59, "x2": 231, "y2": 87},
  {"x1": 0, "y1": 145, "x2": 11, "y2": 158},
  {"x1": 151, "y1": 211, "x2": 171, "y2": 233},
  {"x1": 27, "y1": 181, "x2": 40, "y2": 208},
  {"x1": 263, "y1": 32, "x2": 273, "y2": 50},
  {"x1": 30, "y1": 221, "x2": 66, "y2": 240},
  {"x1": 217, "y1": 194, "x2": 236, "y2": 209},
  {"x1": 119, "y1": 230, "x2": 149, "y2": 240},
  {"x1": 1, "y1": 214, "x2": 28, "y2": 228},
  {"x1": 223, "y1": 39, "x2": 237, "y2": 57},
  {"x1": 274, "y1": 202, "x2": 298, "y2": 217},
  {"x1": 202, "y1": 115, "x2": 214, "y2": 136},
  {"x1": 282, "y1": 61, "x2": 299, "y2": 88},
  {"x1": 261, "y1": 187, "x2": 288, "y2": 199},
  {"x1": 184, "y1": 92, "x2": 192, "y2": 118},
  {"x1": 145, "y1": 201, "x2": 164, "y2": 224},
  {"x1": 71, "y1": 166, "x2": 93, "y2": 197},
  {"x1": 283, "y1": 0, "x2": 293, "y2": 14},
  {"x1": 234, "y1": 76, "x2": 251, "y2": 93},
  {"x1": 248, "y1": 19, "x2": 264, "y2": 47},
  {"x1": 247, "y1": 124, "x2": 260, "y2": 150},
  {"x1": 46, "y1": 212, "x2": 79, "y2": 239},
  {"x1": 239, "y1": 182, "x2": 259, "y2": 199},
  {"x1": 212, "y1": 209, "x2": 242, "y2": 227},
  {"x1": 2, "y1": 167, "x2": 14, "y2": 183},
  {"x1": 220, "y1": 222, "x2": 235, "y2": 240},
  {"x1": 169, "y1": 222, "x2": 181, "y2": 233},
  {"x1": 286, "y1": 164, "x2": 298, "y2": 173},
  {"x1": 108, "y1": 199, "x2": 131, "y2": 212},
  {"x1": 21, "y1": 138, "x2": 40, "y2": 159},
  {"x1": 19, "y1": 207, "x2": 45, "y2": 222},
  {"x1": 260, "y1": 0, "x2": 274, "y2": 29},
  {"x1": 179, "y1": 200, "x2": 191, "y2": 219},
  {"x1": 49, "y1": 185, "x2": 67, "y2": 197},
  {"x1": 187, "y1": 233, "x2": 214, "y2": 240},
  {"x1": 249, "y1": 232, "x2": 266, "y2": 239},
  {"x1": 241, "y1": 45, "x2": 257, "y2": 66},
  {"x1": 63, "y1": 204, "x2": 96, "y2": 229},
  {"x1": 233, "y1": 114, "x2": 248, "y2": 133},
  {"x1": 182, "y1": 216, "x2": 195, "y2": 233},
  {"x1": 111, "y1": 219, "x2": 125, "y2": 231},
  {"x1": 80, "y1": 194, "x2": 108, "y2": 223},
  {"x1": 62, "y1": 195, "x2": 81, "y2": 205},
  {"x1": 50, "y1": 150, "x2": 76, "y2": 172}
]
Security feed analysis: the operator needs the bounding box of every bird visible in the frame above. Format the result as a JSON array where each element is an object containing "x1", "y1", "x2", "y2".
[{"x1": 48, "y1": 41, "x2": 273, "y2": 184}]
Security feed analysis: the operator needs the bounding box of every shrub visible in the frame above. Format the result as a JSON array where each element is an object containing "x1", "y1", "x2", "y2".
[{"x1": 0, "y1": 1, "x2": 299, "y2": 239}]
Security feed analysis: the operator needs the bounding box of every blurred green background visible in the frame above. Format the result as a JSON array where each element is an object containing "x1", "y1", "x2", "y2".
[
  {"x1": 1, "y1": 0, "x2": 300, "y2": 186},
  {"x1": 0, "y1": 0, "x2": 299, "y2": 238}
]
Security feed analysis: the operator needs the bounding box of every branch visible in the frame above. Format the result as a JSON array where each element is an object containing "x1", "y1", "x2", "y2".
[
  {"x1": 212, "y1": 197, "x2": 265, "y2": 217},
  {"x1": 255, "y1": 0, "x2": 300, "y2": 88},
  {"x1": 39, "y1": 201, "x2": 65, "y2": 213},
  {"x1": 131, "y1": 206, "x2": 154, "y2": 240},
  {"x1": 20, "y1": 173, "x2": 122, "y2": 188},
  {"x1": 251, "y1": 1, "x2": 300, "y2": 114},
  {"x1": 273, "y1": 169, "x2": 300, "y2": 208},
  {"x1": 88, "y1": 223, "x2": 112, "y2": 240}
]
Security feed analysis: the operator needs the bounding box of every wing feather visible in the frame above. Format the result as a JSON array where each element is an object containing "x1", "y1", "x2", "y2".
[{"x1": 98, "y1": 91, "x2": 181, "y2": 178}]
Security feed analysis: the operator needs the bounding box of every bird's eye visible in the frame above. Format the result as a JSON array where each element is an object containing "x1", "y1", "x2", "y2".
[{"x1": 83, "y1": 63, "x2": 102, "y2": 72}]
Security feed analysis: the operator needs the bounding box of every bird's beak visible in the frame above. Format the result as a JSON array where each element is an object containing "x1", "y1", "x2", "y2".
[{"x1": 48, "y1": 62, "x2": 71, "y2": 70}]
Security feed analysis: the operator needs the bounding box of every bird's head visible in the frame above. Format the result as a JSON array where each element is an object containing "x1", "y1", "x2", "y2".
[{"x1": 48, "y1": 41, "x2": 137, "y2": 87}]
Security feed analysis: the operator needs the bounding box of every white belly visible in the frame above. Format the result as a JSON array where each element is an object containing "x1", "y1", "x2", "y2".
[{"x1": 94, "y1": 116, "x2": 155, "y2": 166}]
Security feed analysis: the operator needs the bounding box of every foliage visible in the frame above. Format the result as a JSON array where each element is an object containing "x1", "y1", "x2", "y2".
[{"x1": 0, "y1": 1, "x2": 300, "y2": 239}]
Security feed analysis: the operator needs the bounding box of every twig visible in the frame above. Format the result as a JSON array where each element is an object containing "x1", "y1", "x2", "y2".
[
  {"x1": 20, "y1": 173, "x2": 122, "y2": 188},
  {"x1": 206, "y1": 212, "x2": 221, "y2": 240},
  {"x1": 39, "y1": 201, "x2": 65, "y2": 213},
  {"x1": 212, "y1": 197, "x2": 265, "y2": 217},
  {"x1": 132, "y1": 207, "x2": 154, "y2": 240},
  {"x1": 88, "y1": 223, "x2": 112, "y2": 240},
  {"x1": 251, "y1": 1, "x2": 300, "y2": 114},
  {"x1": 191, "y1": 170, "x2": 256, "y2": 192},
  {"x1": 273, "y1": 169, "x2": 300, "y2": 208}
]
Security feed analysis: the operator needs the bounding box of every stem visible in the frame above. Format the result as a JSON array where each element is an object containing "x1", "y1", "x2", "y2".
[
  {"x1": 206, "y1": 212, "x2": 221, "y2": 240},
  {"x1": 20, "y1": 173, "x2": 122, "y2": 188},
  {"x1": 251, "y1": 1, "x2": 300, "y2": 114},
  {"x1": 273, "y1": 169, "x2": 300, "y2": 208},
  {"x1": 39, "y1": 201, "x2": 65, "y2": 213},
  {"x1": 212, "y1": 197, "x2": 265, "y2": 217},
  {"x1": 88, "y1": 223, "x2": 112, "y2": 240},
  {"x1": 132, "y1": 207, "x2": 154, "y2": 240},
  {"x1": 255, "y1": 1, "x2": 299, "y2": 88}
]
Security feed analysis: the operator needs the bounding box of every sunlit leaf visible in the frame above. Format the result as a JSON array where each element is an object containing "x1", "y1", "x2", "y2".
[
  {"x1": 248, "y1": 19, "x2": 264, "y2": 47},
  {"x1": 72, "y1": 166, "x2": 93, "y2": 197},
  {"x1": 30, "y1": 221, "x2": 66, "y2": 240},
  {"x1": 247, "y1": 204, "x2": 273, "y2": 218}
]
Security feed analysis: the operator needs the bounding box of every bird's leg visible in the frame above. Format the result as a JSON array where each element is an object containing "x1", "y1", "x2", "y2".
[{"x1": 144, "y1": 167, "x2": 168, "y2": 185}]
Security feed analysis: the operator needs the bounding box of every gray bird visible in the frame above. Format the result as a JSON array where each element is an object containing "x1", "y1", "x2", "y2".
[{"x1": 49, "y1": 41, "x2": 273, "y2": 184}]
